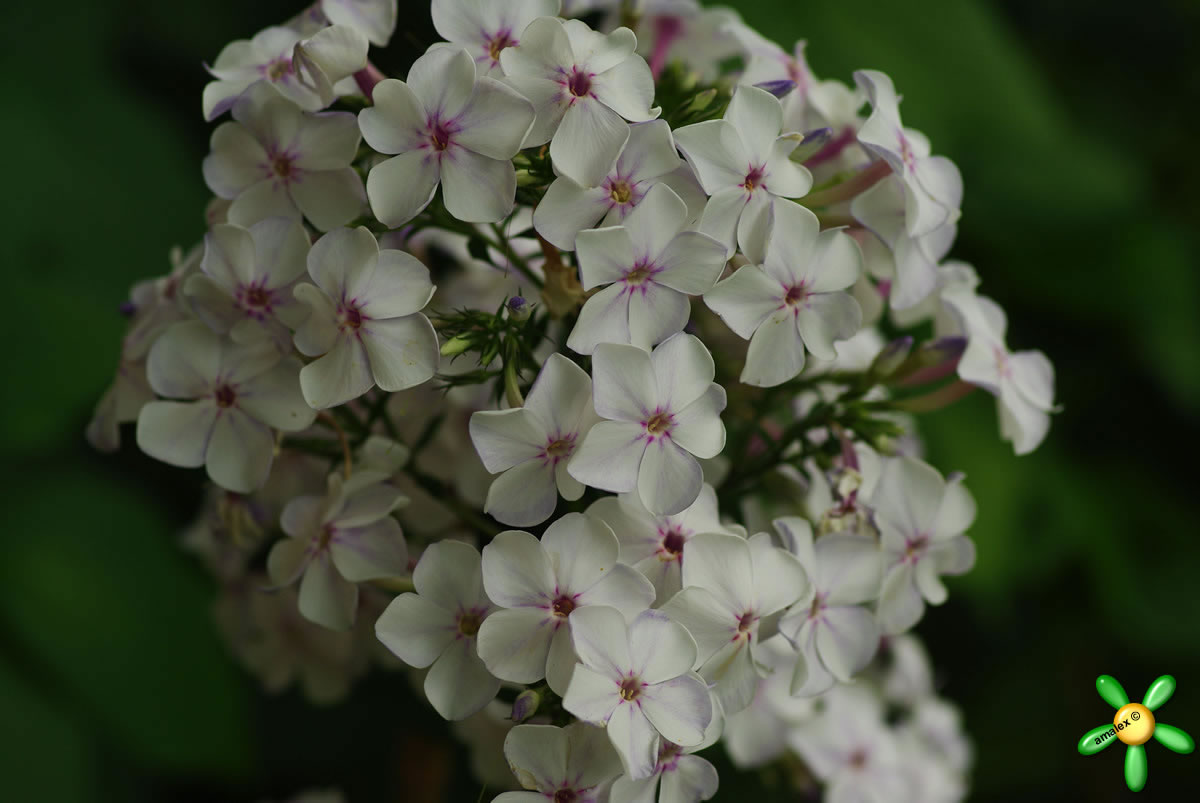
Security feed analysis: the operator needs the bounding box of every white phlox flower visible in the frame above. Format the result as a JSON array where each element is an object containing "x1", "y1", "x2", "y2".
[
  {"x1": 292, "y1": 226, "x2": 439, "y2": 409},
  {"x1": 375, "y1": 539, "x2": 501, "y2": 720},
  {"x1": 586, "y1": 483, "x2": 741, "y2": 604},
  {"x1": 476, "y1": 513, "x2": 655, "y2": 694},
  {"x1": 431, "y1": 0, "x2": 561, "y2": 77},
  {"x1": 187, "y1": 217, "x2": 312, "y2": 352},
  {"x1": 704, "y1": 200, "x2": 863, "y2": 387},
  {"x1": 775, "y1": 517, "x2": 883, "y2": 697},
  {"x1": 359, "y1": 46, "x2": 536, "y2": 226},
  {"x1": 941, "y1": 288, "x2": 1057, "y2": 455},
  {"x1": 854, "y1": 69, "x2": 962, "y2": 239},
  {"x1": 659, "y1": 532, "x2": 810, "y2": 714},
  {"x1": 499, "y1": 16, "x2": 660, "y2": 187},
  {"x1": 732, "y1": 31, "x2": 861, "y2": 138},
  {"x1": 851, "y1": 173, "x2": 959, "y2": 311},
  {"x1": 469, "y1": 354, "x2": 599, "y2": 526},
  {"x1": 869, "y1": 456, "x2": 976, "y2": 635},
  {"x1": 202, "y1": 84, "x2": 365, "y2": 232},
  {"x1": 567, "y1": 184, "x2": 727, "y2": 354},
  {"x1": 203, "y1": 23, "x2": 369, "y2": 120},
  {"x1": 321, "y1": 0, "x2": 398, "y2": 47},
  {"x1": 720, "y1": 637, "x2": 816, "y2": 768},
  {"x1": 568, "y1": 334, "x2": 727, "y2": 516},
  {"x1": 136, "y1": 321, "x2": 316, "y2": 492},
  {"x1": 672, "y1": 85, "x2": 813, "y2": 258},
  {"x1": 533, "y1": 119, "x2": 687, "y2": 251},
  {"x1": 494, "y1": 723, "x2": 623, "y2": 803},
  {"x1": 563, "y1": 606, "x2": 712, "y2": 779},
  {"x1": 267, "y1": 470, "x2": 409, "y2": 630},
  {"x1": 788, "y1": 684, "x2": 915, "y2": 803}
]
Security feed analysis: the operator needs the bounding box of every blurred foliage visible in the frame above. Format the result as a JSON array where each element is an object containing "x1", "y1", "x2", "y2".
[{"x1": 2, "y1": 0, "x2": 1198, "y2": 800}]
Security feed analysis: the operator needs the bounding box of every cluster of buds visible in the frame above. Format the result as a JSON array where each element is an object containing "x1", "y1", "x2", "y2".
[{"x1": 89, "y1": 1, "x2": 1058, "y2": 801}]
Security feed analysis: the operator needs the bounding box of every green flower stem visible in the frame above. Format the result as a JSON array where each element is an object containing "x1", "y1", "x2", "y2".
[{"x1": 799, "y1": 159, "x2": 892, "y2": 209}]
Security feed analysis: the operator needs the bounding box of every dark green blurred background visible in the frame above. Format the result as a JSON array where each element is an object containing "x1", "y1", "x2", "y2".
[{"x1": 3, "y1": 0, "x2": 1198, "y2": 800}]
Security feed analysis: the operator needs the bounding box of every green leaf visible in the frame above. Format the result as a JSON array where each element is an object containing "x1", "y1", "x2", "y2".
[{"x1": 0, "y1": 465, "x2": 252, "y2": 775}]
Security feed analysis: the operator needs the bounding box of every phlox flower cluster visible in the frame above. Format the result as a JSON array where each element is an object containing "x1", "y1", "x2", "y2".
[{"x1": 90, "y1": 0, "x2": 1058, "y2": 800}]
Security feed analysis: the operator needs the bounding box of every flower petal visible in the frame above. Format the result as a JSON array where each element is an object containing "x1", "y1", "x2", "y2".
[
  {"x1": 534, "y1": 177, "x2": 611, "y2": 250},
  {"x1": 814, "y1": 605, "x2": 880, "y2": 681},
  {"x1": 441, "y1": 147, "x2": 517, "y2": 223},
  {"x1": 628, "y1": 283, "x2": 690, "y2": 352},
  {"x1": 290, "y1": 167, "x2": 365, "y2": 231},
  {"x1": 670, "y1": 385, "x2": 726, "y2": 460},
  {"x1": 629, "y1": 610, "x2": 696, "y2": 684},
  {"x1": 453, "y1": 77, "x2": 537, "y2": 160},
  {"x1": 365, "y1": 150, "x2": 440, "y2": 227},
  {"x1": 568, "y1": 421, "x2": 647, "y2": 493},
  {"x1": 638, "y1": 437, "x2": 703, "y2": 516},
  {"x1": 650, "y1": 333, "x2": 714, "y2": 412},
  {"x1": 679, "y1": 533, "x2": 753, "y2": 616},
  {"x1": 358, "y1": 78, "x2": 425, "y2": 154},
  {"x1": 475, "y1": 606, "x2": 556, "y2": 683},
  {"x1": 563, "y1": 664, "x2": 620, "y2": 723},
  {"x1": 299, "y1": 337, "x2": 374, "y2": 409},
  {"x1": 298, "y1": 550, "x2": 358, "y2": 630},
  {"x1": 794, "y1": 292, "x2": 862, "y2": 362},
  {"x1": 425, "y1": 637, "x2": 501, "y2": 720},
  {"x1": 704, "y1": 264, "x2": 783, "y2": 340},
  {"x1": 413, "y1": 539, "x2": 489, "y2": 611},
  {"x1": 485, "y1": 460, "x2": 560, "y2": 527},
  {"x1": 375, "y1": 592, "x2": 457, "y2": 668},
  {"x1": 569, "y1": 604, "x2": 631, "y2": 678},
  {"x1": 551, "y1": 98, "x2": 630, "y2": 188},
  {"x1": 329, "y1": 518, "x2": 408, "y2": 581},
  {"x1": 607, "y1": 702, "x2": 660, "y2": 780},
  {"x1": 136, "y1": 401, "x2": 216, "y2": 469},
  {"x1": 362, "y1": 314, "x2": 439, "y2": 392},
  {"x1": 641, "y1": 673, "x2": 711, "y2": 747},
  {"x1": 482, "y1": 529, "x2": 556, "y2": 606},
  {"x1": 205, "y1": 408, "x2": 275, "y2": 492}
]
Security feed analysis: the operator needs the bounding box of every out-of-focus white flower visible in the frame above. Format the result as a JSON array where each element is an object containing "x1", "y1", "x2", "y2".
[
  {"x1": 659, "y1": 532, "x2": 809, "y2": 714},
  {"x1": 869, "y1": 456, "x2": 976, "y2": 635},
  {"x1": 673, "y1": 85, "x2": 812, "y2": 258},
  {"x1": 776, "y1": 517, "x2": 883, "y2": 696},
  {"x1": 292, "y1": 226, "x2": 439, "y2": 409},
  {"x1": 854, "y1": 70, "x2": 962, "y2": 238},
  {"x1": 431, "y1": 0, "x2": 561, "y2": 76},
  {"x1": 788, "y1": 685, "x2": 915, "y2": 803},
  {"x1": 203, "y1": 24, "x2": 369, "y2": 120},
  {"x1": 495, "y1": 723, "x2": 622, "y2": 803},
  {"x1": 470, "y1": 354, "x2": 598, "y2": 526},
  {"x1": 534, "y1": 120, "x2": 686, "y2": 250},
  {"x1": 202, "y1": 84, "x2": 364, "y2": 231},
  {"x1": 499, "y1": 17, "x2": 659, "y2": 187},
  {"x1": 359, "y1": 47, "x2": 535, "y2": 226},
  {"x1": 704, "y1": 200, "x2": 862, "y2": 387},
  {"x1": 186, "y1": 217, "x2": 312, "y2": 352},
  {"x1": 586, "y1": 484, "x2": 741, "y2": 604},
  {"x1": 376, "y1": 540, "x2": 500, "y2": 720},
  {"x1": 267, "y1": 471, "x2": 409, "y2": 630},
  {"x1": 136, "y1": 321, "x2": 315, "y2": 492},
  {"x1": 476, "y1": 514, "x2": 655, "y2": 694},
  {"x1": 568, "y1": 334, "x2": 726, "y2": 516},
  {"x1": 567, "y1": 184, "x2": 727, "y2": 354},
  {"x1": 322, "y1": 0, "x2": 397, "y2": 46},
  {"x1": 721, "y1": 637, "x2": 815, "y2": 768},
  {"x1": 942, "y1": 288, "x2": 1057, "y2": 455}
]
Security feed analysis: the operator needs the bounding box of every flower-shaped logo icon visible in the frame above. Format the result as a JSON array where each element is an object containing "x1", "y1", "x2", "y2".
[{"x1": 1077, "y1": 674, "x2": 1194, "y2": 791}]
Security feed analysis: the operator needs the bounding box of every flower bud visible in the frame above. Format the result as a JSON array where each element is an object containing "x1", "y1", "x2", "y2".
[
  {"x1": 754, "y1": 79, "x2": 796, "y2": 99},
  {"x1": 512, "y1": 689, "x2": 541, "y2": 723},
  {"x1": 867, "y1": 336, "x2": 914, "y2": 381},
  {"x1": 440, "y1": 335, "x2": 473, "y2": 357},
  {"x1": 507, "y1": 295, "x2": 531, "y2": 321}
]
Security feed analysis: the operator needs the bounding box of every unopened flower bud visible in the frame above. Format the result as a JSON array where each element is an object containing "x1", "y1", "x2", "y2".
[
  {"x1": 507, "y1": 295, "x2": 531, "y2": 321},
  {"x1": 512, "y1": 689, "x2": 541, "y2": 723},
  {"x1": 754, "y1": 79, "x2": 796, "y2": 99},
  {"x1": 440, "y1": 335, "x2": 473, "y2": 357},
  {"x1": 868, "y1": 336, "x2": 914, "y2": 381}
]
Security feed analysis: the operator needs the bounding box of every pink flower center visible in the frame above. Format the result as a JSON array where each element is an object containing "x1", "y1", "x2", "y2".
[
  {"x1": 784, "y1": 283, "x2": 810, "y2": 306},
  {"x1": 904, "y1": 535, "x2": 929, "y2": 563},
  {"x1": 428, "y1": 120, "x2": 454, "y2": 152},
  {"x1": 543, "y1": 434, "x2": 576, "y2": 463},
  {"x1": 244, "y1": 285, "x2": 273, "y2": 309},
  {"x1": 661, "y1": 528, "x2": 686, "y2": 556},
  {"x1": 644, "y1": 410, "x2": 674, "y2": 437},
  {"x1": 272, "y1": 154, "x2": 295, "y2": 179},
  {"x1": 619, "y1": 676, "x2": 644, "y2": 702},
  {"x1": 609, "y1": 180, "x2": 633, "y2": 205},
  {"x1": 848, "y1": 748, "x2": 868, "y2": 769},
  {"x1": 809, "y1": 592, "x2": 828, "y2": 619},
  {"x1": 214, "y1": 384, "x2": 237, "y2": 409},
  {"x1": 458, "y1": 611, "x2": 483, "y2": 637},
  {"x1": 265, "y1": 58, "x2": 291, "y2": 81},
  {"x1": 339, "y1": 303, "x2": 366, "y2": 333},
  {"x1": 742, "y1": 165, "x2": 766, "y2": 193},
  {"x1": 567, "y1": 68, "x2": 593, "y2": 98},
  {"x1": 736, "y1": 610, "x2": 757, "y2": 633},
  {"x1": 551, "y1": 595, "x2": 576, "y2": 617},
  {"x1": 486, "y1": 30, "x2": 516, "y2": 62},
  {"x1": 624, "y1": 262, "x2": 655, "y2": 286},
  {"x1": 553, "y1": 790, "x2": 578, "y2": 803}
]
